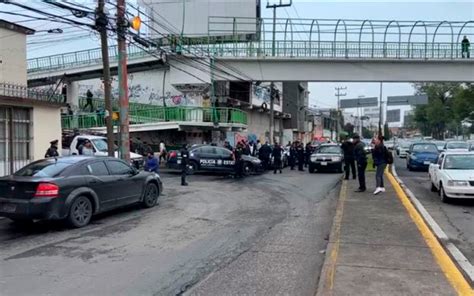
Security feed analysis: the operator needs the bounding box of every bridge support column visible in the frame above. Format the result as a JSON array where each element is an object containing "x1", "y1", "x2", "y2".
[{"x1": 66, "y1": 81, "x2": 79, "y2": 110}]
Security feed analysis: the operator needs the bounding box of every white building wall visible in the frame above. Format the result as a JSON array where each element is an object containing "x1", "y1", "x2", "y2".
[
  {"x1": 32, "y1": 105, "x2": 62, "y2": 160},
  {"x1": 0, "y1": 27, "x2": 27, "y2": 85},
  {"x1": 77, "y1": 68, "x2": 209, "y2": 107}
]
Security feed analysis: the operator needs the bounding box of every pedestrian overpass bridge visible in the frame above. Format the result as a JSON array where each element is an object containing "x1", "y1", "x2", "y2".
[{"x1": 27, "y1": 17, "x2": 474, "y2": 86}]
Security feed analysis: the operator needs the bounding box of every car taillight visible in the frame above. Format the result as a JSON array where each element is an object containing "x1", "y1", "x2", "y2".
[{"x1": 34, "y1": 183, "x2": 59, "y2": 198}]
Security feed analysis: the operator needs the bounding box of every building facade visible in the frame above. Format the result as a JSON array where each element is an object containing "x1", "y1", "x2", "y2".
[{"x1": 0, "y1": 20, "x2": 63, "y2": 176}]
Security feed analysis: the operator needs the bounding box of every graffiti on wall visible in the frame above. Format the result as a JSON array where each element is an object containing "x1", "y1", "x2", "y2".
[
  {"x1": 226, "y1": 132, "x2": 262, "y2": 147},
  {"x1": 78, "y1": 82, "x2": 206, "y2": 107}
]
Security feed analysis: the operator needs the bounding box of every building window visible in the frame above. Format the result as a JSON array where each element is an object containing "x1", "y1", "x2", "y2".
[{"x1": 0, "y1": 106, "x2": 32, "y2": 176}]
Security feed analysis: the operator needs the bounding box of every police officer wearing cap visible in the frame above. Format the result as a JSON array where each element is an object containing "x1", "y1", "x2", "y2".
[
  {"x1": 180, "y1": 144, "x2": 189, "y2": 186},
  {"x1": 45, "y1": 139, "x2": 59, "y2": 158}
]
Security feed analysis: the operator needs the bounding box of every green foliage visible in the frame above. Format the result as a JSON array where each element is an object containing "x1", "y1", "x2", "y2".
[
  {"x1": 412, "y1": 83, "x2": 474, "y2": 139},
  {"x1": 362, "y1": 127, "x2": 372, "y2": 139},
  {"x1": 343, "y1": 123, "x2": 355, "y2": 137}
]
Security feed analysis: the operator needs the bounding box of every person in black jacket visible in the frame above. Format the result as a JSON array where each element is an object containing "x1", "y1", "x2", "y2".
[
  {"x1": 296, "y1": 142, "x2": 305, "y2": 171},
  {"x1": 305, "y1": 142, "x2": 313, "y2": 168},
  {"x1": 180, "y1": 144, "x2": 189, "y2": 186},
  {"x1": 234, "y1": 143, "x2": 244, "y2": 178},
  {"x1": 271, "y1": 142, "x2": 283, "y2": 174},
  {"x1": 341, "y1": 137, "x2": 356, "y2": 180},
  {"x1": 353, "y1": 134, "x2": 368, "y2": 192},
  {"x1": 45, "y1": 139, "x2": 59, "y2": 158},
  {"x1": 289, "y1": 142, "x2": 297, "y2": 170},
  {"x1": 258, "y1": 141, "x2": 272, "y2": 170}
]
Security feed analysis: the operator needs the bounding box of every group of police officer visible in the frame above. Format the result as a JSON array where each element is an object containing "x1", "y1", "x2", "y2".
[{"x1": 177, "y1": 140, "x2": 316, "y2": 186}]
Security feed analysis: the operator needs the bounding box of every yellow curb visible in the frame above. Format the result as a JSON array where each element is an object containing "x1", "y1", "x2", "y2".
[
  {"x1": 386, "y1": 170, "x2": 474, "y2": 296},
  {"x1": 316, "y1": 180, "x2": 347, "y2": 296}
]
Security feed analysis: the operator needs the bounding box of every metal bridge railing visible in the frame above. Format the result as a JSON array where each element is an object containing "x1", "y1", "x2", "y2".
[
  {"x1": 0, "y1": 82, "x2": 63, "y2": 103},
  {"x1": 61, "y1": 106, "x2": 248, "y2": 130},
  {"x1": 27, "y1": 18, "x2": 473, "y2": 74}
]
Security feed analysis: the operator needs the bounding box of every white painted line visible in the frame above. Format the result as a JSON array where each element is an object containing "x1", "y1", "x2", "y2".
[{"x1": 391, "y1": 163, "x2": 474, "y2": 284}]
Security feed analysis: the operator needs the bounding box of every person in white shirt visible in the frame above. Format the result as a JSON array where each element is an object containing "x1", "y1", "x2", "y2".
[{"x1": 159, "y1": 140, "x2": 167, "y2": 162}]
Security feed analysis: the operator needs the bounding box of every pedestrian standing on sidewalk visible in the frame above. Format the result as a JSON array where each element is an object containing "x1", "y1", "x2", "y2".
[
  {"x1": 353, "y1": 134, "x2": 367, "y2": 192},
  {"x1": 258, "y1": 141, "x2": 271, "y2": 170},
  {"x1": 159, "y1": 140, "x2": 167, "y2": 163},
  {"x1": 372, "y1": 135, "x2": 393, "y2": 195},
  {"x1": 461, "y1": 35, "x2": 470, "y2": 58},
  {"x1": 271, "y1": 142, "x2": 283, "y2": 174},
  {"x1": 305, "y1": 142, "x2": 313, "y2": 168},
  {"x1": 234, "y1": 142, "x2": 244, "y2": 178},
  {"x1": 341, "y1": 136, "x2": 356, "y2": 180}
]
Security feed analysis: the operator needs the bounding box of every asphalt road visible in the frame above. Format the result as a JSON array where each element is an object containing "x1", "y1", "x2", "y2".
[
  {"x1": 0, "y1": 169, "x2": 341, "y2": 296},
  {"x1": 393, "y1": 154, "x2": 474, "y2": 265}
]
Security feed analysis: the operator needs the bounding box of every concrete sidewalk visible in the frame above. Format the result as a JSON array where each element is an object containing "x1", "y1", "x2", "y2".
[{"x1": 317, "y1": 171, "x2": 462, "y2": 296}]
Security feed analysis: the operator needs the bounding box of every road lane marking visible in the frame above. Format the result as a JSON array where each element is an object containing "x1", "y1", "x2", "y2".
[
  {"x1": 316, "y1": 179, "x2": 347, "y2": 296},
  {"x1": 386, "y1": 170, "x2": 474, "y2": 296}
]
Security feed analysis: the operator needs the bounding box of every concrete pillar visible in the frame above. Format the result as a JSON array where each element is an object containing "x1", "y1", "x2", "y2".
[{"x1": 66, "y1": 81, "x2": 79, "y2": 110}]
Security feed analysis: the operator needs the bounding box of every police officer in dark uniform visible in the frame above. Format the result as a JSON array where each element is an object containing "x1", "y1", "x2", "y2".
[
  {"x1": 296, "y1": 142, "x2": 305, "y2": 171},
  {"x1": 341, "y1": 136, "x2": 356, "y2": 180},
  {"x1": 353, "y1": 134, "x2": 367, "y2": 192},
  {"x1": 289, "y1": 142, "x2": 297, "y2": 170},
  {"x1": 271, "y1": 142, "x2": 283, "y2": 174},
  {"x1": 234, "y1": 142, "x2": 244, "y2": 178},
  {"x1": 180, "y1": 144, "x2": 189, "y2": 186},
  {"x1": 45, "y1": 139, "x2": 59, "y2": 158}
]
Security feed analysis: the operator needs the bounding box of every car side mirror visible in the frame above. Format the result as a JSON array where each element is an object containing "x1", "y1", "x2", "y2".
[{"x1": 129, "y1": 167, "x2": 139, "y2": 175}]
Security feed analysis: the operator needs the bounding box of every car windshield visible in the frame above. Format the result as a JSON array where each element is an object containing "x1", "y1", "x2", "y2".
[
  {"x1": 317, "y1": 146, "x2": 341, "y2": 154},
  {"x1": 412, "y1": 144, "x2": 438, "y2": 153},
  {"x1": 444, "y1": 155, "x2": 474, "y2": 170},
  {"x1": 14, "y1": 161, "x2": 72, "y2": 177},
  {"x1": 92, "y1": 138, "x2": 118, "y2": 152},
  {"x1": 401, "y1": 142, "x2": 411, "y2": 148},
  {"x1": 434, "y1": 141, "x2": 446, "y2": 148},
  {"x1": 446, "y1": 142, "x2": 468, "y2": 149}
]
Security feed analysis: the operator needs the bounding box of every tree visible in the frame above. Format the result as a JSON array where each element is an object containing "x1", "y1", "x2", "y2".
[
  {"x1": 343, "y1": 123, "x2": 355, "y2": 137},
  {"x1": 362, "y1": 127, "x2": 372, "y2": 139},
  {"x1": 412, "y1": 83, "x2": 464, "y2": 139}
]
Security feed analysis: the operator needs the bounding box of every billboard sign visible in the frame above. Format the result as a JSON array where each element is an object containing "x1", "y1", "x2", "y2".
[
  {"x1": 387, "y1": 95, "x2": 428, "y2": 106},
  {"x1": 340, "y1": 97, "x2": 378, "y2": 109}
]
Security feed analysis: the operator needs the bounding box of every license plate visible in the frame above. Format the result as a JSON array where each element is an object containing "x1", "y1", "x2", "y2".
[
  {"x1": 177, "y1": 160, "x2": 181, "y2": 164},
  {"x1": 424, "y1": 161, "x2": 431, "y2": 165},
  {"x1": 0, "y1": 203, "x2": 16, "y2": 213},
  {"x1": 320, "y1": 161, "x2": 328, "y2": 166}
]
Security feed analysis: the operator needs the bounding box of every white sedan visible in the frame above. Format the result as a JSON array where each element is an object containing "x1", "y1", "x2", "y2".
[{"x1": 429, "y1": 152, "x2": 474, "y2": 203}]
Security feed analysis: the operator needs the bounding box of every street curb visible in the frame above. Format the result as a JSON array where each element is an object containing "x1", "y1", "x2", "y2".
[
  {"x1": 390, "y1": 163, "x2": 474, "y2": 286},
  {"x1": 315, "y1": 178, "x2": 345, "y2": 296}
]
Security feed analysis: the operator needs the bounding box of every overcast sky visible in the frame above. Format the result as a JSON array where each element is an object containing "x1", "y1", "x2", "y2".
[{"x1": 1, "y1": 0, "x2": 473, "y2": 112}]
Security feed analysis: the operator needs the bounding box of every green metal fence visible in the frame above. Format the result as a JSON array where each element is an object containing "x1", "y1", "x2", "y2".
[{"x1": 61, "y1": 107, "x2": 247, "y2": 130}]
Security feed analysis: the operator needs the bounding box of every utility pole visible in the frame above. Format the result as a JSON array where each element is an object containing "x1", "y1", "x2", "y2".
[
  {"x1": 96, "y1": 0, "x2": 114, "y2": 157},
  {"x1": 117, "y1": 0, "x2": 130, "y2": 162},
  {"x1": 267, "y1": 0, "x2": 292, "y2": 144},
  {"x1": 378, "y1": 82, "x2": 383, "y2": 136},
  {"x1": 334, "y1": 86, "x2": 347, "y2": 140}
]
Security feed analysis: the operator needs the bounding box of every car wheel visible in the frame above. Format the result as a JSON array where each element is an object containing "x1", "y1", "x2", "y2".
[
  {"x1": 309, "y1": 166, "x2": 315, "y2": 174},
  {"x1": 440, "y1": 185, "x2": 451, "y2": 203},
  {"x1": 430, "y1": 182, "x2": 438, "y2": 192},
  {"x1": 187, "y1": 161, "x2": 198, "y2": 175},
  {"x1": 142, "y1": 183, "x2": 159, "y2": 208},
  {"x1": 242, "y1": 162, "x2": 253, "y2": 176},
  {"x1": 67, "y1": 196, "x2": 92, "y2": 228}
]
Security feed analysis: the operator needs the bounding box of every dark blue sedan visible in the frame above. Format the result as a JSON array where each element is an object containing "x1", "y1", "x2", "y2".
[{"x1": 406, "y1": 142, "x2": 439, "y2": 171}]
